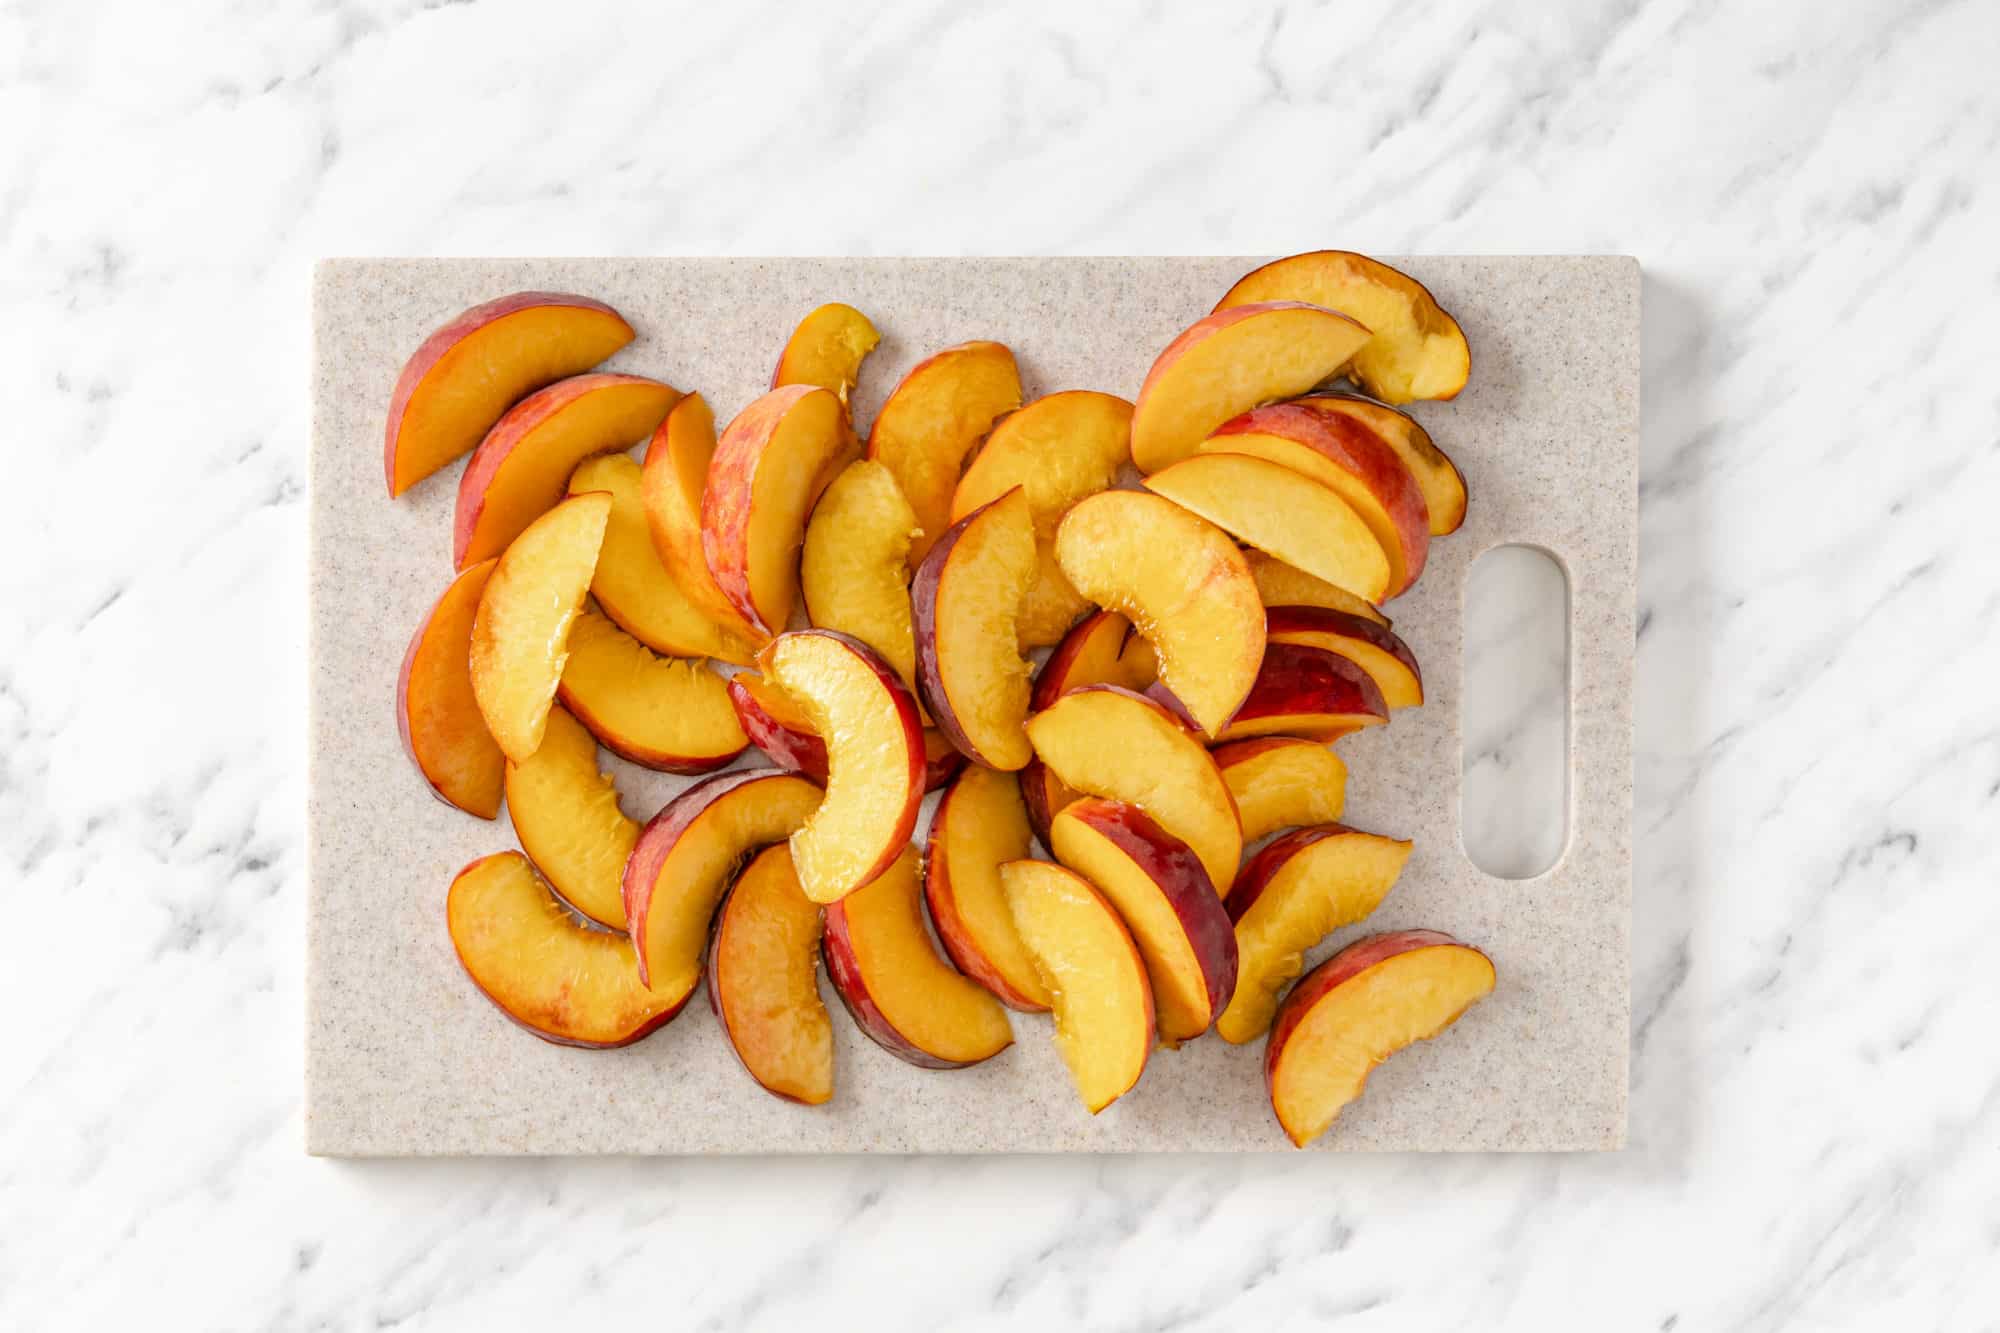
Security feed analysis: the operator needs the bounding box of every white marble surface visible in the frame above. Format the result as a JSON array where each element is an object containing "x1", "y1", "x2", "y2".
[{"x1": 3, "y1": 0, "x2": 1996, "y2": 1328}]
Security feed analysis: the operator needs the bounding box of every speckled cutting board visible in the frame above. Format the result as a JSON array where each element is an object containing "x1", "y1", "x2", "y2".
[{"x1": 306, "y1": 256, "x2": 1637, "y2": 1155}]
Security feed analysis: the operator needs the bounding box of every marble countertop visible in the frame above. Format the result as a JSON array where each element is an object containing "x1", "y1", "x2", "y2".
[{"x1": 4, "y1": 1, "x2": 1996, "y2": 1329}]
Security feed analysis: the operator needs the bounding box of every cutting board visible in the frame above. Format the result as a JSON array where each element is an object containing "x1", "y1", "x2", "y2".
[{"x1": 306, "y1": 256, "x2": 1637, "y2": 1154}]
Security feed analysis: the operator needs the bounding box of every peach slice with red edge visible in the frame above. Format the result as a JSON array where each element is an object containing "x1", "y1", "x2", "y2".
[
  {"x1": 1243, "y1": 549, "x2": 1389, "y2": 626},
  {"x1": 800, "y1": 459, "x2": 920, "y2": 691},
  {"x1": 385, "y1": 292, "x2": 633, "y2": 498},
  {"x1": 866, "y1": 340, "x2": 1021, "y2": 564},
  {"x1": 1000, "y1": 859, "x2": 1154, "y2": 1112},
  {"x1": 622, "y1": 768, "x2": 823, "y2": 998},
  {"x1": 1049, "y1": 798, "x2": 1237, "y2": 1044},
  {"x1": 707, "y1": 844, "x2": 834, "y2": 1105},
  {"x1": 503, "y1": 703, "x2": 636, "y2": 929},
  {"x1": 729, "y1": 671, "x2": 963, "y2": 793},
  {"x1": 447, "y1": 851, "x2": 684, "y2": 1048},
  {"x1": 1190, "y1": 642, "x2": 1388, "y2": 743},
  {"x1": 469, "y1": 490, "x2": 610, "y2": 762},
  {"x1": 1054, "y1": 490, "x2": 1264, "y2": 738},
  {"x1": 772, "y1": 302, "x2": 880, "y2": 405},
  {"x1": 1216, "y1": 252, "x2": 1470, "y2": 406},
  {"x1": 1023, "y1": 685, "x2": 1241, "y2": 893},
  {"x1": 1021, "y1": 611, "x2": 1159, "y2": 841},
  {"x1": 454, "y1": 373, "x2": 679, "y2": 569},
  {"x1": 1212, "y1": 738, "x2": 1348, "y2": 844},
  {"x1": 554, "y1": 606, "x2": 746, "y2": 773},
  {"x1": 1265, "y1": 605, "x2": 1424, "y2": 710},
  {"x1": 639, "y1": 393, "x2": 766, "y2": 656},
  {"x1": 924, "y1": 765, "x2": 1048, "y2": 1012},
  {"x1": 822, "y1": 846, "x2": 1014, "y2": 1068},
  {"x1": 1130, "y1": 302, "x2": 1371, "y2": 474},
  {"x1": 911, "y1": 488, "x2": 1037, "y2": 770},
  {"x1": 1266, "y1": 930, "x2": 1494, "y2": 1147},
  {"x1": 1218, "y1": 825, "x2": 1410, "y2": 1044},
  {"x1": 1298, "y1": 394, "x2": 1467, "y2": 536},
  {"x1": 397, "y1": 558, "x2": 504, "y2": 818},
  {"x1": 759, "y1": 630, "x2": 926, "y2": 904}
]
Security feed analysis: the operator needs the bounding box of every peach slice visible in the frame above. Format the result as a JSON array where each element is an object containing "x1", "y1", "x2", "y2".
[
  {"x1": 1130, "y1": 302, "x2": 1371, "y2": 474},
  {"x1": 447, "y1": 852, "x2": 684, "y2": 1048},
  {"x1": 385, "y1": 292, "x2": 633, "y2": 498},
  {"x1": 703, "y1": 384, "x2": 859, "y2": 636},
  {"x1": 1049, "y1": 799, "x2": 1237, "y2": 1044},
  {"x1": 1203, "y1": 401, "x2": 1430, "y2": 595},
  {"x1": 1023, "y1": 685, "x2": 1241, "y2": 893},
  {"x1": 1217, "y1": 825, "x2": 1411, "y2": 1045},
  {"x1": 707, "y1": 844, "x2": 834, "y2": 1105},
  {"x1": 1205, "y1": 643, "x2": 1389, "y2": 743},
  {"x1": 729, "y1": 671, "x2": 963, "y2": 793},
  {"x1": 772, "y1": 302, "x2": 880, "y2": 404},
  {"x1": 623, "y1": 768, "x2": 824, "y2": 1000},
  {"x1": 924, "y1": 766, "x2": 1048, "y2": 1012},
  {"x1": 397, "y1": 558, "x2": 504, "y2": 818},
  {"x1": 1054, "y1": 490, "x2": 1264, "y2": 738},
  {"x1": 1000, "y1": 859, "x2": 1154, "y2": 1112},
  {"x1": 799, "y1": 459, "x2": 919, "y2": 690},
  {"x1": 949, "y1": 390, "x2": 1133, "y2": 646},
  {"x1": 822, "y1": 847, "x2": 1014, "y2": 1068},
  {"x1": 469, "y1": 490, "x2": 609, "y2": 762},
  {"x1": 503, "y1": 703, "x2": 637, "y2": 929},
  {"x1": 760, "y1": 630, "x2": 927, "y2": 904},
  {"x1": 1216, "y1": 252, "x2": 1470, "y2": 406},
  {"x1": 1021, "y1": 611, "x2": 1159, "y2": 841},
  {"x1": 639, "y1": 393, "x2": 767, "y2": 657},
  {"x1": 1243, "y1": 549, "x2": 1389, "y2": 627},
  {"x1": 454, "y1": 373, "x2": 680, "y2": 569},
  {"x1": 1212, "y1": 738, "x2": 1348, "y2": 844},
  {"x1": 866, "y1": 340, "x2": 1022, "y2": 564},
  {"x1": 1298, "y1": 394, "x2": 1467, "y2": 536},
  {"x1": 911, "y1": 488, "x2": 1037, "y2": 770},
  {"x1": 1265, "y1": 605, "x2": 1424, "y2": 710},
  {"x1": 555, "y1": 606, "x2": 746, "y2": 773},
  {"x1": 1143, "y1": 452, "x2": 1391, "y2": 604},
  {"x1": 1265, "y1": 930, "x2": 1494, "y2": 1147}
]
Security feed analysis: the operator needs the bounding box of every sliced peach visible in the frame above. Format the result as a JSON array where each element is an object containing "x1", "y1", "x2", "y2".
[
  {"x1": 921, "y1": 728, "x2": 969, "y2": 792},
  {"x1": 799, "y1": 459, "x2": 919, "y2": 690},
  {"x1": 1216, "y1": 252, "x2": 1470, "y2": 405},
  {"x1": 729, "y1": 670, "x2": 962, "y2": 794},
  {"x1": 703, "y1": 384, "x2": 858, "y2": 636},
  {"x1": 1130, "y1": 302, "x2": 1371, "y2": 473},
  {"x1": 639, "y1": 393, "x2": 766, "y2": 657},
  {"x1": 772, "y1": 302, "x2": 880, "y2": 404},
  {"x1": 1143, "y1": 452, "x2": 1390, "y2": 604},
  {"x1": 1265, "y1": 605, "x2": 1423, "y2": 710},
  {"x1": 555, "y1": 606, "x2": 746, "y2": 773},
  {"x1": 503, "y1": 704, "x2": 636, "y2": 929},
  {"x1": 911, "y1": 488, "x2": 1037, "y2": 770},
  {"x1": 623, "y1": 768, "x2": 823, "y2": 1000},
  {"x1": 1243, "y1": 549, "x2": 1389, "y2": 626},
  {"x1": 385, "y1": 292, "x2": 633, "y2": 498},
  {"x1": 1297, "y1": 394, "x2": 1467, "y2": 536},
  {"x1": 950, "y1": 390, "x2": 1133, "y2": 646},
  {"x1": 1021, "y1": 611, "x2": 1159, "y2": 840},
  {"x1": 924, "y1": 766, "x2": 1048, "y2": 1012},
  {"x1": 1218, "y1": 826, "x2": 1410, "y2": 1045},
  {"x1": 454, "y1": 373, "x2": 679, "y2": 569},
  {"x1": 1049, "y1": 799, "x2": 1236, "y2": 1044},
  {"x1": 1206, "y1": 643, "x2": 1389, "y2": 743},
  {"x1": 1054, "y1": 490, "x2": 1264, "y2": 737},
  {"x1": 823, "y1": 847, "x2": 1014, "y2": 1068},
  {"x1": 397, "y1": 558, "x2": 504, "y2": 818},
  {"x1": 758, "y1": 631, "x2": 926, "y2": 904},
  {"x1": 1266, "y1": 931, "x2": 1494, "y2": 1147},
  {"x1": 447, "y1": 852, "x2": 683, "y2": 1048},
  {"x1": 1023, "y1": 685, "x2": 1241, "y2": 893},
  {"x1": 1000, "y1": 859, "x2": 1154, "y2": 1112},
  {"x1": 866, "y1": 340, "x2": 1021, "y2": 564},
  {"x1": 1212, "y1": 738, "x2": 1347, "y2": 844},
  {"x1": 707, "y1": 844, "x2": 834, "y2": 1105},
  {"x1": 469, "y1": 491, "x2": 609, "y2": 762}
]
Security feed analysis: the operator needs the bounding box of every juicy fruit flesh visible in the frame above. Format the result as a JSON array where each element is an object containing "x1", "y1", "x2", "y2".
[
  {"x1": 1216, "y1": 740, "x2": 1348, "y2": 843},
  {"x1": 447, "y1": 853, "x2": 676, "y2": 1047},
  {"x1": 1025, "y1": 612, "x2": 1160, "y2": 830},
  {"x1": 1001, "y1": 860, "x2": 1152, "y2": 1113},
  {"x1": 1271, "y1": 945, "x2": 1493, "y2": 1146},
  {"x1": 738, "y1": 389, "x2": 857, "y2": 633},
  {"x1": 927, "y1": 767, "x2": 1049, "y2": 1010},
  {"x1": 711, "y1": 846, "x2": 833, "y2": 1104},
  {"x1": 558, "y1": 607, "x2": 746, "y2": 768},
  {"x1": 641, "y1": 393, "x2": 763, "y2": 656},
  {"x1": 1244, "y1": 550, "x2": 1387, "y2": 625},
  {"x1": 774, "y1": 302, "x2": 880, "y2": 401},
  {"x1": 469, "y1": 491, "x2": 610, "y2": 762},
  {"x1": 928, "y1": 490, "x2": 1037, "y2": 769},
  {"x1": 1266, "y1": 619, "x2": 1423, "y2": 710},
  {"x1": 504, "y1": 705, "x2": 637, "y2": 929},
  {"x1": 400, "y1": 559, "x2": 504, "y2": 818},
  {"x1": 868, "y1": 341, "x2": 1022, "y2": 563},
  {"x1": 1297, "y1": 396, "x2": 1465, "y2": 536},
  {"x1": 800, "y1": 460, "x2": 920, "y2": 688}
]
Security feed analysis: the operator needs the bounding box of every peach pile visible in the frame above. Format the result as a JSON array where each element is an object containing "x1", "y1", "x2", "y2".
[{"x1": 387, "y1": 253, "x2": 1493, "y2": 1146}]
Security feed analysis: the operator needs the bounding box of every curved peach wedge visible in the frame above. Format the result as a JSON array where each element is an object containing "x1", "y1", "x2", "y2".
[
  {"x1": 772, "y1": 302, "x2": 880, "y2": 404},
  {"x1": 1266, "y1": 931, "x2": 1494, "y2": 1147},
  {"x1": 1265, "y1": 605, "x2": 1424, "y2": 710},
  {"x1": 555, "y1": 607, "x2": 746, "y2": 773},
  {"x1": 760, "y1": 630, "x2": 927, "y2": 904},
  {"x1": 1298, "y1": 394, "x2": 1467, "y2": 536},
  {"x1": 447, "y1": 852, "x2": 684, "y2": 1048},
  {"x1": 1054, "y1": 490, "x2": 1263, "y2": 738},
  {"x1": 1243, "y1": 549, "x2": 1389, "y2": 627},
  {"x1": 707, "y1": 844, "x2": 834, "y2": 1105},
  {"x1": 454, "y1": 372, "x2": 680, "y2": 569},
  {"x1": 385, "y1": 291, "x2": 633, "y2": 498},
  {"x1": 866, "y1": 340, "x2": 1021, "y2": 564},
  {"x1": 924, "y1": 766, "x2": 1048, "y2": 1012},
  {"x1": 639, "y1": 393, "x2": 766, "y2": 656},
  {"x1": 1212, "y1": 738, "x2": 1348, "y2": 844},
  {"x1": 1208, "y1": 643, "x2": 1389, "y2": 743},
  {"x1": 503, "y1": 704, "x2": 637, "y2": 929},
  {"x1": 729, "y1": 671, "x2": 962, "y2": 793},
  {"x1": 397, "y1": 558, "x2": 504, "y2": 818},
  {"x1": 800, "y1": 459, "x2": 919, "y2": 690},
  {"x1": 1130, "y1": 302, "x2": 1371, "y2": 474},
  {"x1": 911, "y1": 488, "x2": 1037, "y2": 770},
  {"x1": 1021, "y1": 611, "x2": 1159, "y2": 841},
  {"x1": 1218, "y1": 825, "x2": 1410, "y2": 1045},
  {"x1": 1000, "y1": 859, "x2": 1154, "y2": 1113},
  {"x1": 823, "y1": 847, "x2": 1014, "y2": 1068}
]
